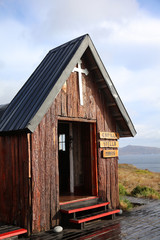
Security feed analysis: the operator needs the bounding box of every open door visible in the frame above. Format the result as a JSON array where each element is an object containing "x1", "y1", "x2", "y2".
[{"x1": 58, "y1": 121, "x2": 98, "y2": 200}]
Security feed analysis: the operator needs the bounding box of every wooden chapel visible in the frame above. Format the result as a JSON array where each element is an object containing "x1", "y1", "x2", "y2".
[{"x1": 0, "y1": 34, "x2": 136, "y2": 234}]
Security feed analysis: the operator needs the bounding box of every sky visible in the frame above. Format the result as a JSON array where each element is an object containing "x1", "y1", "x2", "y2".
[{"x1": 0, "y1": 0, "x2": 160, "y2": 148}]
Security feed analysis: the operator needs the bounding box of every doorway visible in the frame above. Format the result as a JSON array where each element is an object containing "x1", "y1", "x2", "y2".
[{"x1": 58, "y1": 121, "x2": 98, "y2": 201}]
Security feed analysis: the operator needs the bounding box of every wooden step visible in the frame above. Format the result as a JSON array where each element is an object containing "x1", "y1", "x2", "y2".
[
  {"x1": 0, "y1": 225, "x2": 27, "y2": 239},
  {"x1": 60, "y1": 196, "x2": 98, "y2": 206},
  {"x1": 70, "y1": 209, "x2": 120, "y2": 224},
  {"x1": 60, "y1": 201, "x2": 110, "y2": 214}
]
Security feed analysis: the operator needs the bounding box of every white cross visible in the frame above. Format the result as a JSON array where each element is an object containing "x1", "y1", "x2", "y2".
[{"x1": 72, "y1": 60, "x2": 89, "y2": 105}]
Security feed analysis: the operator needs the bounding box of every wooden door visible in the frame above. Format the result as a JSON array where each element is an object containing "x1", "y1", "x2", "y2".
[
  {"x1": 81, "y1": 123, "x2": 92, "y2": 195},
  {"x1": 73, "y1": 122, "x2": 98, "y2": 196},
  {"x1": 90, "y1": 123, "x2": 98, "y2": 196},
  {"x1": 82, "y1": 123, "x2": 98, "y2": 196}
]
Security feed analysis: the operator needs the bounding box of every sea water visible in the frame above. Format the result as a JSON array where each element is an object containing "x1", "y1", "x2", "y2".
[{"x1": 119, "y1": 154, "x2": 160, "y2": 173}]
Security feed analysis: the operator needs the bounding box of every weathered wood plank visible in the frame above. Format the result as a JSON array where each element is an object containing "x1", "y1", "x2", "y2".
[
  {"x1": 115, "y1": 158, "x2": 119, "y2": 207},
  {"x1": 61, "y1": 82, "x2": 67, "y2": 116},
  {"x1": 98, "y1": 158, "x2": 106, "y2": 201},
  {"x1": 51, "y1": 103, "x2": 59, "y2": 226},
  {"x1": 0, "y1": 134, "x2": 29, "y2": 229},
  {"x1": 72, "y1": 73, "x2": 78, "y2": 118},
  {"x1": 45, "y1": 109, "x2": 51, "y2": 230},
  {"x1": 58, "y1": 116, "x2": 96, "y2": 122},
  {"x1": 39, "y1": 118, "x2": 46, "y2": 232},
  {"x1": 50, "y1": 104, "x2": 56, "y2": 227},
  {"x1": 32, "y1": 128, "x2": 41, "y2": 233},
  {"x1": 67, "y1": 73, "x2": 74, "y2": 117},
  {"x1": 110, "y1": 158, "x2": 116, "y2": 209},
  {"x1": 55, "y1": 91, "x2": 61, "y2": 116},
  {"x1": 21, "y1": 134, "x2": 29, "y2": 228},
  {"x1": 106, "y1": 159, "x2": 111, "y2": 206}
]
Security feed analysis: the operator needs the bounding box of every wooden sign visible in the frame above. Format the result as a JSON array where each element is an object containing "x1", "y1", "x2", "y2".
[
  {"x1": 100, "y1": 140, "x2": 119, "y2": 148},
  {"x1": 103, "y1": 150, "x2": 118, "y2": 158},
  {"x1": 100, "y1": 132, "x2": 119, "y2": 139}
]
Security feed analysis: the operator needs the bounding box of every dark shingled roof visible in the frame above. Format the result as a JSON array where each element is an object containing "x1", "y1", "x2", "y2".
[
  {"x1": 0, "y1": 35, "x2": 85, "y2": 132},
  {"x1": 0, "y1": 104, "x2": 9, "y2": 120},
  {"x1": 0, "y1": 34, "x2": 136, "y2": 137}
]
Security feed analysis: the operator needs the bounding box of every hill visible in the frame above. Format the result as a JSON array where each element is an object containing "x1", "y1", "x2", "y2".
[
  {"x1": 119, "y1": 145, "x2": 160, "y2": 155},
  {"x1": 119, "y1": 164, "x2": 160, "y2": 194}
]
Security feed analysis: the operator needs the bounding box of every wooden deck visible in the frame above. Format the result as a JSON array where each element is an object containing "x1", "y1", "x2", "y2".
[{"x1": 22, "y1": 197, "x2": 160, "y2": 239}]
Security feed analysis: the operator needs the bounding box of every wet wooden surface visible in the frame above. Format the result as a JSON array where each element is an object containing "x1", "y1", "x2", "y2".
[{"x1": 22, "y1": 198, "x2": 160, "y2": 239}]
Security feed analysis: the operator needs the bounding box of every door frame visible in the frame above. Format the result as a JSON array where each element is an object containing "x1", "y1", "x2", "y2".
[
  {"x1": 90, "y1": 123, "x2": 98, "y2": 196},
  {"x1": 58, "y1": 118, "x2": 98, "y2": 197}
]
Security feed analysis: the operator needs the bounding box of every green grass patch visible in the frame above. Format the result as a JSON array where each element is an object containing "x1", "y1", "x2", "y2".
[
  {"x1": 131, "y1": 185, "x2": 160, "y2": 199},
  {"x1": 135, "y1": 169, "x2": 152, "y2": 175},
  {"x1": 119, "y1": 183, "x2": 128, "y2": 196},
  {"x1": 119, "y1": 196, "x2": 133, "y2": 211}
]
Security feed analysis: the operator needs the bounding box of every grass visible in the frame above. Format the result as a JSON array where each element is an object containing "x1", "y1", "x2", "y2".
[
  {"x1": 118, "y1": 164, "x2": 160, "y2": 196},
  {"x1": 119, "y1": 184, "x2": 133, "y2": 211},
  {"x1": 119, "y1": 183, "x2": 128, "y2": 196},
  {"x1": 119, "y1": 196, "x2": 133, "y2": 211},
  {"x1": 131, "y1": 186, "x2": 160, "y2": 199},
  {"x1": 118, "y1": 164, "x2": 160, "y2": 210}
]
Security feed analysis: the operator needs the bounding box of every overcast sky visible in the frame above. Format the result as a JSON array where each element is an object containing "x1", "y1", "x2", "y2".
[{"x1": 0, "y1": 0, "x2": 160, "y2": 148}]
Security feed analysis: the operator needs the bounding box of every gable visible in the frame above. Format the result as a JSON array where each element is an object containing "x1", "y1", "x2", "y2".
[
  {"x1": 0, "y1": 34, "x2": 136, "y2": 137},
  {"x1": 53, "y1": 59, "x2": 115, "y2": 130}
]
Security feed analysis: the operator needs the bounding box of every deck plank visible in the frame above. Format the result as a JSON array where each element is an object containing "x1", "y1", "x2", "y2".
[{"x1": 20, "y1": 198, "x2": 160, "y2": 239}]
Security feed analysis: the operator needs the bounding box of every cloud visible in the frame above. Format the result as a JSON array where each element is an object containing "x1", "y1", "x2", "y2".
[
  {"x1": 32, "y1": 0, "x2": 139, "y2": 26},
  {"x1": 0, "y1": 17, "x2": 49, "y2": 104},
  {"x1": 0, "y1": 0, "x2": 160, "y2": 148},
  {"x1": 101, "y1": 17, "x2": 160, "y2": 45},
  {"x1": 95, "y1": 14, "x2": 160, "y2": 72},
  {"x1": 0, "y1": 79, "x2": 25, "y2": 104},
  {"x1": 27, "y1": 0, "x2": 140, "y2": 44},
  {"x1": 109, "y1": 66, "x2": 160, "y2": 111},
  {"x1": 120, "y1": 121, "x2": 160, "y2": 148}
]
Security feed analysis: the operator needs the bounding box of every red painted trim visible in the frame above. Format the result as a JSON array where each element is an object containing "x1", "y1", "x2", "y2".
[
  {"x1": 61, "y1": 202, "x2": 110, "y2": 214},
  {"x1": 92, "y1": 123, "x2": 98, "y2": 196},
  {"x1": 60, "y1": 196, "x2": 98, "y2": 206},
  {"x1": 0, "y1": 229, "x2": 27, "y2": 239},
  {"x1": 70, "y1": 209, "x2": 120, "y2": 224}
]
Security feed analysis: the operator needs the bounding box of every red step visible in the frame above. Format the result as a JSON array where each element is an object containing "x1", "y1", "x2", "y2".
[
  {"x1": 0, "y1": 227, "x2": 27, "y2": 240},
  {"x1": 70, "y1": 209, "x2": 120, "y2": 224},
  {"x1": 60, "y1": 201, "x2": 110, "y2": 214},
  {"x1": 60, "y1": 197, "x2": 120, "y2": 228}
]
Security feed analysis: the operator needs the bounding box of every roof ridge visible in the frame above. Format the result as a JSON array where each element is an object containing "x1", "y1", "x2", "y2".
[
  {"x1": 0, "y1": 34, "x2": 136, "y2": 137},
  {"x1": 49, "y1": 34, "x2": 88, "y2": 53},
  {"x1": 0, "y1": 34, "x2": 88, "y2": 132}
]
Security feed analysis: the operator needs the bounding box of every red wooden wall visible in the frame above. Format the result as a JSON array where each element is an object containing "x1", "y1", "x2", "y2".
[
  {"x1": 30, "y1": 62, "x2": 119, "y2": 233},
  {"x1": 31, "y1": 104, "x2": 59, "y2": 233},
  {"x1": 0, "y1": 60, "x2": 119, "y2": 234},
  {"x1": 0, "y1": 133, "x2": 29, "y2": 229}
]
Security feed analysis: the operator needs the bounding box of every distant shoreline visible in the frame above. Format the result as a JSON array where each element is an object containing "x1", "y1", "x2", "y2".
[
  {"x1": 119, "y1": 153, "x2": 160, "y2": 173},
  {"x1": 119, "y1": 145, "x2": 160, "y2": 155}
]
